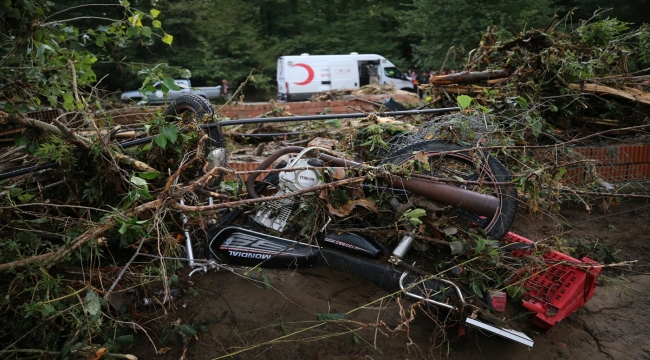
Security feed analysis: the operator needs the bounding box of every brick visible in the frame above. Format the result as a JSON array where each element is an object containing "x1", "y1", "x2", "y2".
[
  {"x1": 619, "y1": 145, "x2": 650, "y2": 164},
  {"x1": 628, "y1": 163, "x2": 650, "y2": 180},
  {"x1": 303, "y1": 102, "x2": 320, "y2": 109}
]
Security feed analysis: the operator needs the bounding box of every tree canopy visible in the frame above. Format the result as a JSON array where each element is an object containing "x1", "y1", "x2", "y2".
[{"x1": 3, "y1": 0, "x2": 647, "y2": 103}]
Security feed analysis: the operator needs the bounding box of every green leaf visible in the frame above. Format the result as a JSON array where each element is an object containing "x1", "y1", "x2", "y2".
[
  {"x1": 555, "y1": 167, "x2": 567, "y2": 180},
  {"x1": 475, "y1": 237, "x2": 486, "y2": 254},
  {"x1": 325, "y1": 119, "x2": 341, "y2": 128},
  {"x1": 262, "y1": 273, "x2": 271, "y2": 290},
  {"x1": 119, "y1": 0, "x2": 130, "y2": 7},
  {"x1": 152, "y1": 19, "x2": 162, "y2": 28},
  {"x1": 457, "y1": 95, "x2": 472, "y2": 109},
  {"x1": 154, "y1": 134, "x2": 167, "y2": 149},
  {"x1": 130, "y1": 175, "x2": 147, "y2": 187},
  {"x1": 404, "y1": 208, "x2": 426, "y2": 218},
  {"x1": 514, "y1": 96, "x2": 528, "y2": 109},
  {"x1": 138, "y1": 171, "x2": 160, "y2": 179},
  {"x1": 17, "y1": 193, "x2": 34, "y2": 202},
  {"x1": 83, "y1": 290, "x2": 100, "y2": 316},
  {"x1": 142, "y1": 84, "x2": 156, "y2": 95},
  {"x1": 162, "y1": 33, "x2": 173, "y2": 45},
  {"x1": 118, "y1": 222, "x2": 129, "y2": 235},
  {"x1": 317, "y1": 313, "x2": 346, "y2": 321},
  {"x1": 403, "y1": 208, "x2": 426, "y2": 225},
  {"x1": 126, "y1": 26, "x2": 140, "y2": 37},
  {"x1": 506, "y1": 285, "x2": 523, "y2": 299},
  {"x1": 177, "y1": 324, "x2": 197, "y2": 337},
  {"x1": 141, "y1": 26, "x2": 151, "y2": 38},
  {"x1": 115, "y1": 334, "x2": 134, "y2": 348},
  {"x1": 470, "y1": 281, "x2": 484, "y2": 298},
  {"x1": 15, "y1": 134, "x2": 30, "y2": 147},
  {"x1": 150, "y1": 9, "x2": 161, "y2": 18},
  {"x1": 6, "y1": 6, "x2": 20, "y2": 19},
  {"x1": 40, "y1": 303, "x2": 55, "y2": 317},
  {"x1": 162, "y1": 122, "x2": 179, "y2": 143},
  {"x1": 162, "y1": 77, "x2": 181, "y2": 91}
]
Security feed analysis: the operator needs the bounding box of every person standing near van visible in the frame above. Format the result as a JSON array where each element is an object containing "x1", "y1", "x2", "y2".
[
  {"x1": 368, "y1": 64, "x2": 379, "y2": 85},
  {"x1": 418, "y1": 70, "x2": 430, "y2": 99},
  {"x1": 411, "y1": 71, "x2": 419, "y2": 92},
  {"x1": 221, "y1": 79, "x2": 232, "y2": 101}
]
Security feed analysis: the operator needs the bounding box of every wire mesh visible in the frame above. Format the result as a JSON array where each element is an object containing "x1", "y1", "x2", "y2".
[{"x1": 371, "y1": 113, "x2": 498, "y2": 160}]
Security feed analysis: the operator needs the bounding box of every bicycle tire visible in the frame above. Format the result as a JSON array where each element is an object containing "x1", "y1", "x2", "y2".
[{"x1": 381, "y1": 140, "x2": 517, "y2": 240}]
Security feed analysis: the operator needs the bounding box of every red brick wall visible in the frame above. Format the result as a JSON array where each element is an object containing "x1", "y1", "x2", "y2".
[
  {"x1": 216, "y1": 95, "x2": 417, "y2": 119},
  {"x1": 565, "y1": 145, "x2": 650, "y2": 183}
]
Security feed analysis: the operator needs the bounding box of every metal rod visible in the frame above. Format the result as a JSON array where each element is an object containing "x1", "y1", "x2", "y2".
[
  {"x1": 0, "y1": 162, "x2": 57, "y2": 181},
  {"x1": 208, "y1": 107, "x2": 460, "y2": 127},
  {"x1": 116, "y1": 107, "x2": 459, "y2": 149}
]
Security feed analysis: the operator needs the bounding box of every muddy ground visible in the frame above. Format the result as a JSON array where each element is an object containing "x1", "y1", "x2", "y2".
[{"x1": 130, "y1": 199, "x2": 650, "y2": 360}]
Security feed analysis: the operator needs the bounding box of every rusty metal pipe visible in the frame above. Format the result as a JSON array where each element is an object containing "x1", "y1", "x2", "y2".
[
  {"x1": 386, "y1": 176, "x2": 500, "y2": 218},
  {"x1": 318, "y1": 154, "x2": 499, "y2": 217}
]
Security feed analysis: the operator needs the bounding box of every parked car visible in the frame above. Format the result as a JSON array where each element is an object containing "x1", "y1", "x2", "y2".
[{"x1": 120, "y1": 79, "x2": 222, "y2": 104}]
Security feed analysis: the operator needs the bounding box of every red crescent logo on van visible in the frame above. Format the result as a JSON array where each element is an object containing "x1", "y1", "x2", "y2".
[{"x1": 292, "y1": 63, "x2": 314, "y2": 85}]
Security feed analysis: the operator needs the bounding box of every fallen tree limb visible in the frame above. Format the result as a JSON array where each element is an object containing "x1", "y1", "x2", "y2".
[
  {"x1": 2, "y1": 112, "x2": 155, "y2": 172},
  {"x1": 52, "y1": 118, "x2": 91, "y2": 150},
  {"x1": 0, "y1": 199, "x2": 163, "y2": 273},
  {"x1": 430, "y1": 69, "x2": 512, "y2": 86},
  {"x1": 568, "y1": 83, "x2": 650, "y2": 106}
]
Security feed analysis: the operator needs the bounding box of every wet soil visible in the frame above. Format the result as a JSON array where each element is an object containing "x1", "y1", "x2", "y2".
[{"x1": 130, "y1": 199, "x2": 650, "y2": 360}]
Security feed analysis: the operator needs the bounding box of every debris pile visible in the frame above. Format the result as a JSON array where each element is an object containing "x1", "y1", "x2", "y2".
[
  {"x1": 311, "y1": 83, "x2": 416, "y2": 101},
  {"x1": 425, "y1": 17, "x2": 650, "y2": 132}
]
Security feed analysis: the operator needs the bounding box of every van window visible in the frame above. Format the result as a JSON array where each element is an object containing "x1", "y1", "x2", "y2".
[{"x1": 383, "y1": 67, "x2": 403, "y2": 79}]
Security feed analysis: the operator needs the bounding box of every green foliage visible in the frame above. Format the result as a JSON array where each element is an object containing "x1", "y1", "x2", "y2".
[
  {"x1": 457, "y1": 95, "x2": 473, "y2": 109},
  {"x1": 402, "y1": 208, "x2": 426, "y2": 226},
  {"x1": 0, "y1": 2, "x2": 179, "y2": 354},
  {"x1": 577, "y1": 18, "x2": 629, "y2": 47},
  {"x1": 1, "y1": 0, "x2": 173, "y2": 113},
  {"x1": 34, "y1": 135, "x2": 73, "y2": 165},
  {"x1": 399, "y1": 0, "x2": 557, "y2": 70}
]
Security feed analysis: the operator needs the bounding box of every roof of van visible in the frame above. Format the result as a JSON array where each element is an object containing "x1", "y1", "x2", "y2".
[{"x1": 280, "y1": 54, "x2": 383, "y2": 58}]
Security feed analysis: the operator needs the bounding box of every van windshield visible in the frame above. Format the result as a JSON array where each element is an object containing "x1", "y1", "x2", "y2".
[{"x1": 383, "y1": 67, "x2": 403, "y2": 80}]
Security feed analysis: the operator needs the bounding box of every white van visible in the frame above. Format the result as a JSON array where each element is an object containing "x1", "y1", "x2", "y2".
[{"x1": 277, "y1": 53, "x2": 414, "y2": 101}]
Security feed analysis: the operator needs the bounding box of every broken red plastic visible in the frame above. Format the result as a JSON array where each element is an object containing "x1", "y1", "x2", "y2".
[
  {"x1": 486, "y1": 290, "x2": 507, "y2": 313},
  {"x1": 502, "y1": 232, "x2": 602, "y2": 330}
]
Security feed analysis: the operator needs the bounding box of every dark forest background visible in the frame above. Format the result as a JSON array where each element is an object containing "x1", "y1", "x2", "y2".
[{"x1": 52, "y1": 0, "x2": 650, "y2": 100}]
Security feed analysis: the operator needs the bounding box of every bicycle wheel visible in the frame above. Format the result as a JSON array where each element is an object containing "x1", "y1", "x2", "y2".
[{"x1": 381, "y1": 140, "x2": 517, "y2": 240}]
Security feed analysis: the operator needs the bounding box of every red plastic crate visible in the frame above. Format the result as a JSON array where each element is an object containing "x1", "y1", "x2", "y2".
[{"x1": 502, "y1": 232, "x2": 601, "y2": 330}]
